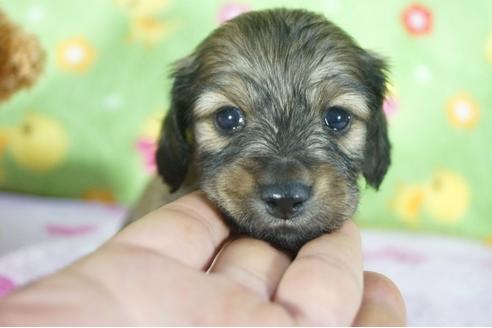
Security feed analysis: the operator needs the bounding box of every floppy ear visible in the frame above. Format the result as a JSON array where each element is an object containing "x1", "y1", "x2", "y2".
[
  {"x1": 358, "y1": 51, "x2": 391, "y2": 190},
  {"x1": 156, "y1": 56, "x2": 198, "y2": 192}
]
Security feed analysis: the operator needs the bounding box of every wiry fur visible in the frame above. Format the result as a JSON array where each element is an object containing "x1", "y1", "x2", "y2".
[
  {"x1": 134, "y1": 9, "x2": 391, "y2": 251},
  {"x1": 0, "y1": 10, "x2": 44, "y2": 102}
]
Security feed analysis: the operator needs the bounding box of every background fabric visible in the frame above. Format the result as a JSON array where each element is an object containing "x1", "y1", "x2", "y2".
[{"x1": 0, "y1": 0, "x2": 491, "y2": 242}]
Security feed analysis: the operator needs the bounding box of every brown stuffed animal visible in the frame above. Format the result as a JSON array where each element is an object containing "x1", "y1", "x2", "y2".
[{"x1": 0, "y1": 9, "x2": 44, "y2": 102}]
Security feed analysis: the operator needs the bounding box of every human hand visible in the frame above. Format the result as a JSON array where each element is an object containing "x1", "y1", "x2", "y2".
[{"x1": 0, "y1": 192, "x2": 405, "y2": 326}]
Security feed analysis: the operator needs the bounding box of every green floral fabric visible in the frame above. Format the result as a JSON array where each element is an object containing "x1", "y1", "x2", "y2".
[{"x1": 0, "y1": 0, "x2": 491, "y2": 244}]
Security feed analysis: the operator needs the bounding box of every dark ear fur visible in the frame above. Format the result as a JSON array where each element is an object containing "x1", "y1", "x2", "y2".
[
  {"x1": 156, "y1": 56, "x2": 198, "y2": 192},
  {"x1": 359, "y1": 51, "x2": 391, "y2": 190}
]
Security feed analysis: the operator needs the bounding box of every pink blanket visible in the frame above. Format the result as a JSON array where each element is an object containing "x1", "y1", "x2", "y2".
[{"x1": 0, "y1": 192, "x2": 491, "y2": 326}]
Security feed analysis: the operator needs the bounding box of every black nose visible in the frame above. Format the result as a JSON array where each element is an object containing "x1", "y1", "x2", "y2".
[{"x1": 261, "y1": 183, "x2": 311, "y2": 219}]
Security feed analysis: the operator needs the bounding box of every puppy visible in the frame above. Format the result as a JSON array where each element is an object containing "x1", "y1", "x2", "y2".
[{"x1": 129, "y1": 8, "x2": 391, "y2": 251}]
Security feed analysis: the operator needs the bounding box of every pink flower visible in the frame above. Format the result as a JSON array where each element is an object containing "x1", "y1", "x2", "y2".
[
  {"x1": 483, "y1": 258, "x2": 492, "y2": 269},
  {"x1": 383, "y1": 96, "x2": 400, "y2": 119},
  {"x1": 402, "y1": 3, "x2": 433, "y2": 36},
  {"x1": 217, "y1": 3, "x2": 250, "y2": 24},
  {"x1": 365, "y1": 247, "x2": 426, "y2": 264},
  {"x1": 136, "y1": 138, "x2": 157, "y2": 174},
  {"x1": 0, "y1": 275, "x2": 15, "y2": 298},
  {"x1": 45, "y1": 224, "x2": 96, "y2": 236}
]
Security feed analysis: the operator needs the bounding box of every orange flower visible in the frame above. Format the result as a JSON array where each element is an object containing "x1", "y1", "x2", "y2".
[
  {"x1": 83, "y1": 188, "x2": 116, "y2": 204},
  {"x1": 446, "y1": 93, "x2": 480, "y2": 129},
  {"x1": 56, "y1": 37, "x2": 96, "y2": 73},
  {"x1": 392, "y1": 184, "x2": 425, "y2": 226},
  {"x1": 0, "y1": 131, "x2": 8, "y2": 155}
]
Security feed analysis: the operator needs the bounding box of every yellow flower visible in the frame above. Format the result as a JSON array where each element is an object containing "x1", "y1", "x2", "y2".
[
  {"x1": 9, "y1": 113, "x2": 68, "y2": 171},
  {"x1": 115, "y1": 0, "x2": 170, "y2": 17},
  {"x1": 83, "y1": 188, "x2": 116, "y2": 204},
  {"x1": 140, "y1": 111, "x2": 164, "y2": 141},
  {"x1": 0, "y1": 129, "x2": 9, "y2": 155},
  {"x1": 446, "y1": 93, "x2": 480, "y2": 129},
  {"x1": 423, "y1": 169, "x2": 470, "y2": 223},
  {"x1": 115, "y1": 0, "x2": 170, "y2": 16},
  {"x1": 127, "y1": 17, "x2": 178, "y2": 46},
  {"x1": 392, "y1": 183, "x2": 425, "y2": 226},
  {"x1": 486, "y1": 32, "x2": 492, "y2": 63},
  {"x1": 386, "y1": 82, "x2": 397, "y2": 96},
  {"x1": 56, "y1": 37, "x2": 96, "y2": 73}
]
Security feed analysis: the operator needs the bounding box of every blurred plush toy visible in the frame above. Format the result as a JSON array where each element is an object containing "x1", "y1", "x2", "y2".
[{"x1": 0, "y1": 9, "x2": 44, "y2": 102}]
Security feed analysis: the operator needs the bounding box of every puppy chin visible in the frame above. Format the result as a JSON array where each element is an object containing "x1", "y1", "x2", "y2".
[{"x1": 215, "y1": 202, "x2": 348, "y2": 252}]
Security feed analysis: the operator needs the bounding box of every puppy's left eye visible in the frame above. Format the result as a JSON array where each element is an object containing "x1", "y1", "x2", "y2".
[
  {"x1": 215, "y1": 106, "x2": 245, "y2": 133},
  {"x1": 324, "y1": 106, "x2": 351, "y2": 132}
]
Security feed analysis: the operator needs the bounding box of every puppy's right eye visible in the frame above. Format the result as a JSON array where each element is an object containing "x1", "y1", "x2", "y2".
[
  {"x1": 215, "y1": 106, "x2": 245, "y2": 133},
  {"x1": 324, "y1": 106, "x2": 351, "y2": 132}
]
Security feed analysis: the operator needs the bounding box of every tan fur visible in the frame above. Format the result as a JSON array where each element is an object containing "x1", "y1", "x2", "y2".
[
  {"x1": 331, "y1": 93, "x2": 370, "y2": 120},
  {"x1": 0, "y1": 10, "x2": 44, "y2": 102},
  {"x1": 311, "y1": 164, "x2": 357, "y2": 219},
  {"x1": 194, "y1": 92, "x2": 236, "y2": 118},
  {"x1": 215, "y1": 163, "x2": 255, "y2": 222},
  {"x1": 194, "y1": 120, "x2": 229, "y2": 152},
  {"x1": 339, "y1": 120, "x2": 367, "y2": 156}
]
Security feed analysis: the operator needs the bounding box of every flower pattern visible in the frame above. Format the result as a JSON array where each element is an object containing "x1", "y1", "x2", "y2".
[
  {"x1": 56, "y1": 37, "x2": 96, "y2": 73},
  {"x1": 401, "y1": 3, "x2": 432, "y2": 36},
  {"x1": 446, "y1": 93, "x2": 480, "y2": 129}
]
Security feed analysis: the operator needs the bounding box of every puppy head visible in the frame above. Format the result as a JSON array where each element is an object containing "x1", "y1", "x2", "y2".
[{"x1": 157, "y1": 9, "x2": 390, "y2": 251}]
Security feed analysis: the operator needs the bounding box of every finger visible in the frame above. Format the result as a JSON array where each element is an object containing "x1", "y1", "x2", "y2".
[
  {"x1": 113, "y1": 192, "x2": 230, "y2": 270},
  {"x1": 274, "y1": 220, "x2": 363, "y2": 326},
  {"x1": 209, "y1": 237, "x2": 291, "y2": 299},
  {"x1": 353, "y1": 271, "x2": 406, "y2": 326}
]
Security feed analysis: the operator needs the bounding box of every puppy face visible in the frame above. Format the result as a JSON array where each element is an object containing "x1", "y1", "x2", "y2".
[{"x1": 156, "y1": 9, "x2": 390, "y2": 251}]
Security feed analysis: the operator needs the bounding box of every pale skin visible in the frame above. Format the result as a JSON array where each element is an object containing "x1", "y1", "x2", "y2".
[{"x1": 0, "y1": 192, "x2": 405, "y2": 326}]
